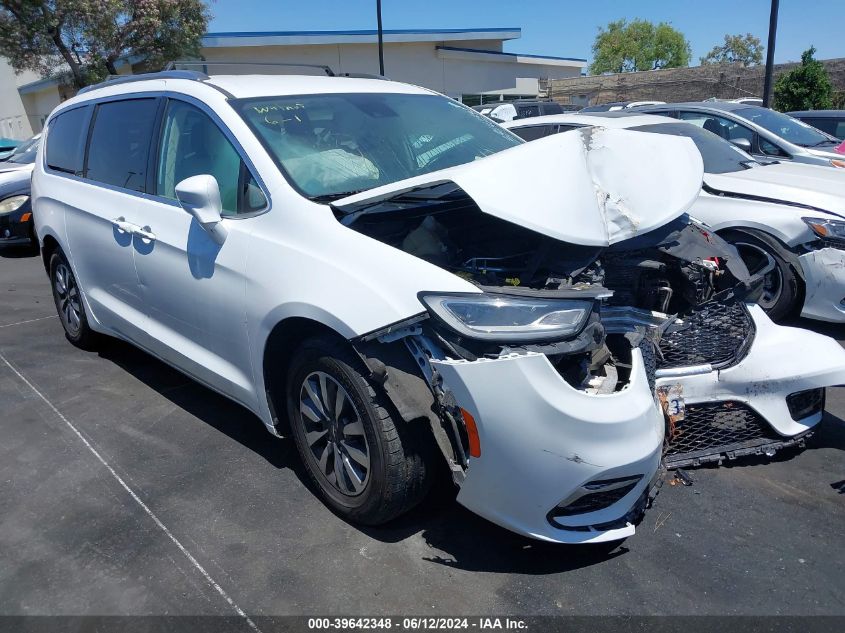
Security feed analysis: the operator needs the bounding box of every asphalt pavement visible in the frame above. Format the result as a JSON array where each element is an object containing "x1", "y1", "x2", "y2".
[{"x1": 1, "y1": 245, "x2": 844, "y2": 618}]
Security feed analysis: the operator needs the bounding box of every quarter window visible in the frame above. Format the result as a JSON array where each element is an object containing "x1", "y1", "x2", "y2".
[
  {"x1": 156, "y1": 100, "x2": 265, "y2": 216},
  {"x1": 46, "y1": 107, "x2": 90, "y2": 175},
  {"x1": 86, "y1": 99, "x2": 159, "y2": 192}
]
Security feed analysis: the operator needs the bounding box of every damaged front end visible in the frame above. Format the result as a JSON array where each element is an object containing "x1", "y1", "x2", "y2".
[{"x1": 336, "y1": 128, "x2": 845, "y2": 542}]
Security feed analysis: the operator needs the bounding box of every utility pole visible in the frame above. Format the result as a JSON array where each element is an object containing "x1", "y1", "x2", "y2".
[
  {"x1": 762, "y1": 0, "x2": 779, "y2": 107},
  {"x1": 376, "y1": 0, "x2": 385, "y2": 76}
]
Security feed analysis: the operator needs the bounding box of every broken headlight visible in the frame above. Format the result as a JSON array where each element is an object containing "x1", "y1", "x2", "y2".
[
  {"x1": 803, "y1": 217, "x2": 845, "y2": 246},
  {"x1": 420, "y1": 293, "x2": 593, "y2": 342}
]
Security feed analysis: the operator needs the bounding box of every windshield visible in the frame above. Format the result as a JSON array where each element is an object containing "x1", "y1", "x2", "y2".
[
  {"x1": 234, "y1": 93, "x2": 521, "y2": 200},
  {"x1": 7, "y1": 135, "x2": 40, "y2": 164},
  {"x1": 630, "y1": 122, "x2": 755, "y2": 174},
  {"x1": 735, "y1": 107, "x2": 836, "y2": 147}
]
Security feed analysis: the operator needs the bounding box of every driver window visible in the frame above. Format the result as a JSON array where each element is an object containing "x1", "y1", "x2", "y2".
[{"x1": 156, "y1": 100, "x2": 265, "y2": 216}]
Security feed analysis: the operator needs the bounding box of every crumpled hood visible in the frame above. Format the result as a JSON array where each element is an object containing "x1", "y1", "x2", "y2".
[
  {"x1": 705, "y1": 162, "x2": 845, "y2": 217},
  {"x1": 336, "y1": 127, "x2": 704, "y2": 247}
]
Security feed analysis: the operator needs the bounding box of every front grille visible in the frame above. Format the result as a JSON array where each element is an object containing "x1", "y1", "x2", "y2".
[
  {"x1": 664, "y1": 401, "x2": 809, "y2": 469},
  {"x1": 786, "y1": 388, "x2": 825, "y2": 421},
  {"x1": 656, "y1": 300, "x2": 754, "y2": 370}
]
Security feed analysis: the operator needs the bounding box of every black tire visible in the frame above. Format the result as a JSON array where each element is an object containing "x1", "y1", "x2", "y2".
[
  {"x1": 286, "y1": 336, "x2": 432, "y2": 525},
  {"x1": 49, "y1": 251, "x2": 100, "y2": 350},
  {"x1": 723, "y1": 230, "x2": 801, "y2": 322}
]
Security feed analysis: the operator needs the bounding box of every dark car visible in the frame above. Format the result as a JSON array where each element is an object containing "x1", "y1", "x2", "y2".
[
  {"x1": 787, "y1": 110, "x2": 845, "y2": 141},
  {"x1": 511, "y1": 99, "x2": 566, "y2": 119},
  {"x1": 0, "y1": 168, "x2": 34, "y2": 246},
  {"x1": 0, "y1": 135, "x2": 39, "y2": 247}
]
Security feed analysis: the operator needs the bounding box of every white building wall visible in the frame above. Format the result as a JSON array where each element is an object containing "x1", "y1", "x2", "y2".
[
  {"x1": 0, "y1": 59, "x2": 40, "y2": 139},
  {"x1": 201, "y1": 41, "x2": 581, "y2": 99}
]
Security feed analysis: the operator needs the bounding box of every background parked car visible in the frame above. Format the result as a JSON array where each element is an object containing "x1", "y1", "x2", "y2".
[
  {"x1": 0, "y1": 136, "x2": 21, "y2": 160},
  {"x1": 0, "y1": 168, "x2": 34, "y2": 247},
  {"x1": 579, "y1": 100, "x2": 665, "y2": 112},
  {"x1": 0, "y1": 135, "x2": 40, "y2": 247},
  {"x1": 504, "y1": 111, "x2": 845, "y2": 322},
  {"x1": 787, "y1": 110, "x2": 845, "y2": 141},
  {"x1": 472, "y1": 100, "x2": 566, "y2": 122},
  {"x1": 632, "y1": 102, "x2": 845, "y2": 168}
]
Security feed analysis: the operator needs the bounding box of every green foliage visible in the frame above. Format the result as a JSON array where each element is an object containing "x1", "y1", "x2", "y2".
[
  {"x1": 0, "y1": 0, "x2": 210, "y2": 89},
  {"x1": 773, "y1": 46, "x2": 833, "y2": 112},
  {"x1": 700, "y1": 33, "x2": 764, "y2": 66},
  {"x1": 590, "y1": 18, "x2": 691, "y2": 74}
]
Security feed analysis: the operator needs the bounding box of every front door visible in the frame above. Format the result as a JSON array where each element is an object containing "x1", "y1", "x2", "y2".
[{"x1": 131, "y1": 98, "x2": 268, "y2": 407}]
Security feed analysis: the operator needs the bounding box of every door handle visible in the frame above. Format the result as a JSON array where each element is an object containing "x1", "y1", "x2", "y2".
[
  {"x1": 112, "y1": 216, "x2": 138, "y2": 234},
  {"x1": 133, "y1": 226, "x2": 157, "y2": 243}
]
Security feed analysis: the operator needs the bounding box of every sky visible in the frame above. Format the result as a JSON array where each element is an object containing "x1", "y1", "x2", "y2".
[{"x1": 207, "y1": 0, "x2": 845, "y2": 69}]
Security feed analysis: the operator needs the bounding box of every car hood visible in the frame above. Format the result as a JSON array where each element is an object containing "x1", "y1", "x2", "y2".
[
  {"x1": 704, "y1": 162, "x2": 845, "y2": 216},
  {"x1": 0, "y1": 162, "x2": 33, "y2": 175},
  {"x1": 335, "y1": 127, "x2": 704, "y2": 247}
]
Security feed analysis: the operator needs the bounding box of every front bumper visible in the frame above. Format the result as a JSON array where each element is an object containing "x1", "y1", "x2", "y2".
[
  {"x1": 798, "y1": 247, "x2": 845, "y2": 323},
  {"x1": 656, "y1": 305, "x2": 845, "y2": 461},
  {"x1": 0, "y1": 210, "x2": 33, "y2": 245},
  {"x1": 432, "y1": 348, "x2": 663, "y2": 544}
]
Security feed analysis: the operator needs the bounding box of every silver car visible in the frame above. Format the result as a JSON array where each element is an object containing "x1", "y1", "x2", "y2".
[{"x1": 633, "y1": 102, "x2": 845, "y2": 168}]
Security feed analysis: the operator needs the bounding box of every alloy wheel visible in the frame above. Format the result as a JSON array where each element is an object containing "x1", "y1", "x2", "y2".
[
  {"x1": 299, "y1": 371, "x2": 371, "y2": 496},
  {"x1": 735, "y1": 241, "x2": 784, "y2": 310},
  {"x1": 54, "y1": 263, "x2": 82, "y2": 335}
]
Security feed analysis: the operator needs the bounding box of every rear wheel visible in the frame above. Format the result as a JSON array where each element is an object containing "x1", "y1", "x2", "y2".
[
  {"x1": 723, "y1": 231, "x2": 801, "y2": 322},
  {"x1": 50, "y1": 251, "x2": 100, "y2": 350},
  {"x1": 286, "y1": 336, "x2": 432, "y2": 525}
]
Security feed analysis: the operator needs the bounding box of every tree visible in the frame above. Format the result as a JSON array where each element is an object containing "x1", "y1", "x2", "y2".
[
  {"x1": 0, "y1": 0, "x2": 210, "y2": 90},
  {"x1": 590, "y1": 19, "x2": 691, "y2": 74},
  {"x1": 773, "y1": 46, "x2": 833, "y2": 111},
  {"x1": 700, "y1": 33, "x2": 764, "y2": 66}
]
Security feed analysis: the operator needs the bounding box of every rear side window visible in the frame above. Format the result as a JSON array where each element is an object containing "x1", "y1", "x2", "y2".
[
  {"x1": 86, "y1": 99, "x2": 159, "y2": 192},
  {"x1": 46, "y1": 107, "x2": 90, "y2": 174}
]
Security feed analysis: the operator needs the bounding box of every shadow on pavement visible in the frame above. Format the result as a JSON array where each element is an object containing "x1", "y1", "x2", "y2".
[
  {"x1": 0, "y1": 243, "x2": 39, "y2": 258},
  {"x1": 96, "y1": 337, "x2": 297, "y2": 471}
]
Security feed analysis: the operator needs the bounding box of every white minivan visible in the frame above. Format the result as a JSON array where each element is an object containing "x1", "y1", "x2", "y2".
[{"x1": 32, "y1": 69, "x2": 845, "y2": 544}]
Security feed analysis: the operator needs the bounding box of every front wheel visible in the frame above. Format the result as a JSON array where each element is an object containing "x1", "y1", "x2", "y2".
[
  {"x1": 723, "y1": 231, "x2": 801, "y2": 322},
  {"x1": 286, "y1": 336, "x2": 432, "y2": 525}
]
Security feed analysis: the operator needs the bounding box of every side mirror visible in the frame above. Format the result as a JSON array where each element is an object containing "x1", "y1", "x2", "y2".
[
  {"x1": 175, "y1": 174, "x2": 228, "y2": 245},
  {"x1": 729, "y1": 137, "x2": 753, "y2": 153}
]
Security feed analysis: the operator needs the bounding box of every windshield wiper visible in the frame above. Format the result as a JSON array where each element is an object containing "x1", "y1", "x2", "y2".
[{"x1": 309, "y1": 190, "x2": 366, "y2": 203}]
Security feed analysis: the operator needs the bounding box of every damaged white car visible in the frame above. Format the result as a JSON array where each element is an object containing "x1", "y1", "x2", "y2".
[
  {"x1": 33, "y1": 71, "x2": 845, "y2": 544},
  {"x1": 506, "y1": 112, "x2": 845, "y2": 323}
]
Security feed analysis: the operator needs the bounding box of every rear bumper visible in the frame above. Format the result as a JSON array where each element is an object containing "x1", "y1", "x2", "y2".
[
  {"x1": 656, "y1": 304, "x2": 845, "y2": 442},
  {"x1": 432, "y1": 349, "x2": 663, "y2": 544},
  {"x1": 798, "y1": 248, "x2": 845, "y2": 323}
]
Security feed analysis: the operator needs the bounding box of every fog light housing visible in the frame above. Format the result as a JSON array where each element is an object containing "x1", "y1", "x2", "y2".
[
  {"x1": 786, "y1": 388, "x2": 825, "y2": 421},
  {"x1": 548, "y1": 475, "x2": 642, "y2": 523}
]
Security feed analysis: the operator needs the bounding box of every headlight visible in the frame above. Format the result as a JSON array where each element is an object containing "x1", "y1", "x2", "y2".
[
  {"x1": 420, "y1": 293, "x2": 593, "y2": 342},
  {"x1": 803, "y1": 216, "x2": 845, "y2": 244},
  {"x1": 0, "y1": 195, "x2": 28, "y2": 215}
]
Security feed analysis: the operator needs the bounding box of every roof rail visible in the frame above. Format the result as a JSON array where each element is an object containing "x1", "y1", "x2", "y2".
[
  {"x1": 77, "y1": 70, "x2": 208, "y2": 95},
  {"x1": 165, "y1": 60, "x2": 336, "y2": 76},
  {"x1": 338, "y1": 72, "x2": 389, "y2": 80}
]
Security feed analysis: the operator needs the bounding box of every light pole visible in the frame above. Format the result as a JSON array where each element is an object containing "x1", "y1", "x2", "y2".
[
  {"x1": 376, "y1": 0, "x2": 385, "y2": 76},
  {"x1": 762, "y1": 0, "x2": 779, "y2": 107}
]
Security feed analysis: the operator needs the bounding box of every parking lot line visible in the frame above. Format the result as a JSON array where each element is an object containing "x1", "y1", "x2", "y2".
[
  {"x1": 0, "y1": 315, "x2": 57, "y2": 329},
  {"x1": 0, "y1": 351, "x2": 262, "y2": 631}
]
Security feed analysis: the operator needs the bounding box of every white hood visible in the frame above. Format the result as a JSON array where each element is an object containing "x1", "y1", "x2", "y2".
[
  {"x1": 337, "y1": 127, "x2": 704, "y2": 247},
  {"x1": 705, "y1": 162, "x2": 845, "y2": 217}
]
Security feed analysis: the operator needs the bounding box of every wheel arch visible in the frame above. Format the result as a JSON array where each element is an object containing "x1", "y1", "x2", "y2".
[
  {"x1": 261, "y1": 316, "x2": 353, "y2": 435},
  {"x1": 40, "y1": 233, "x2": 61, "y2": 274}
]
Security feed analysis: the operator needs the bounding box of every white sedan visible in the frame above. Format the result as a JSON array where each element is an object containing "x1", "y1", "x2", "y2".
[{"x1": 504, "y1": 113, "x2": 845, "y2": 323}]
